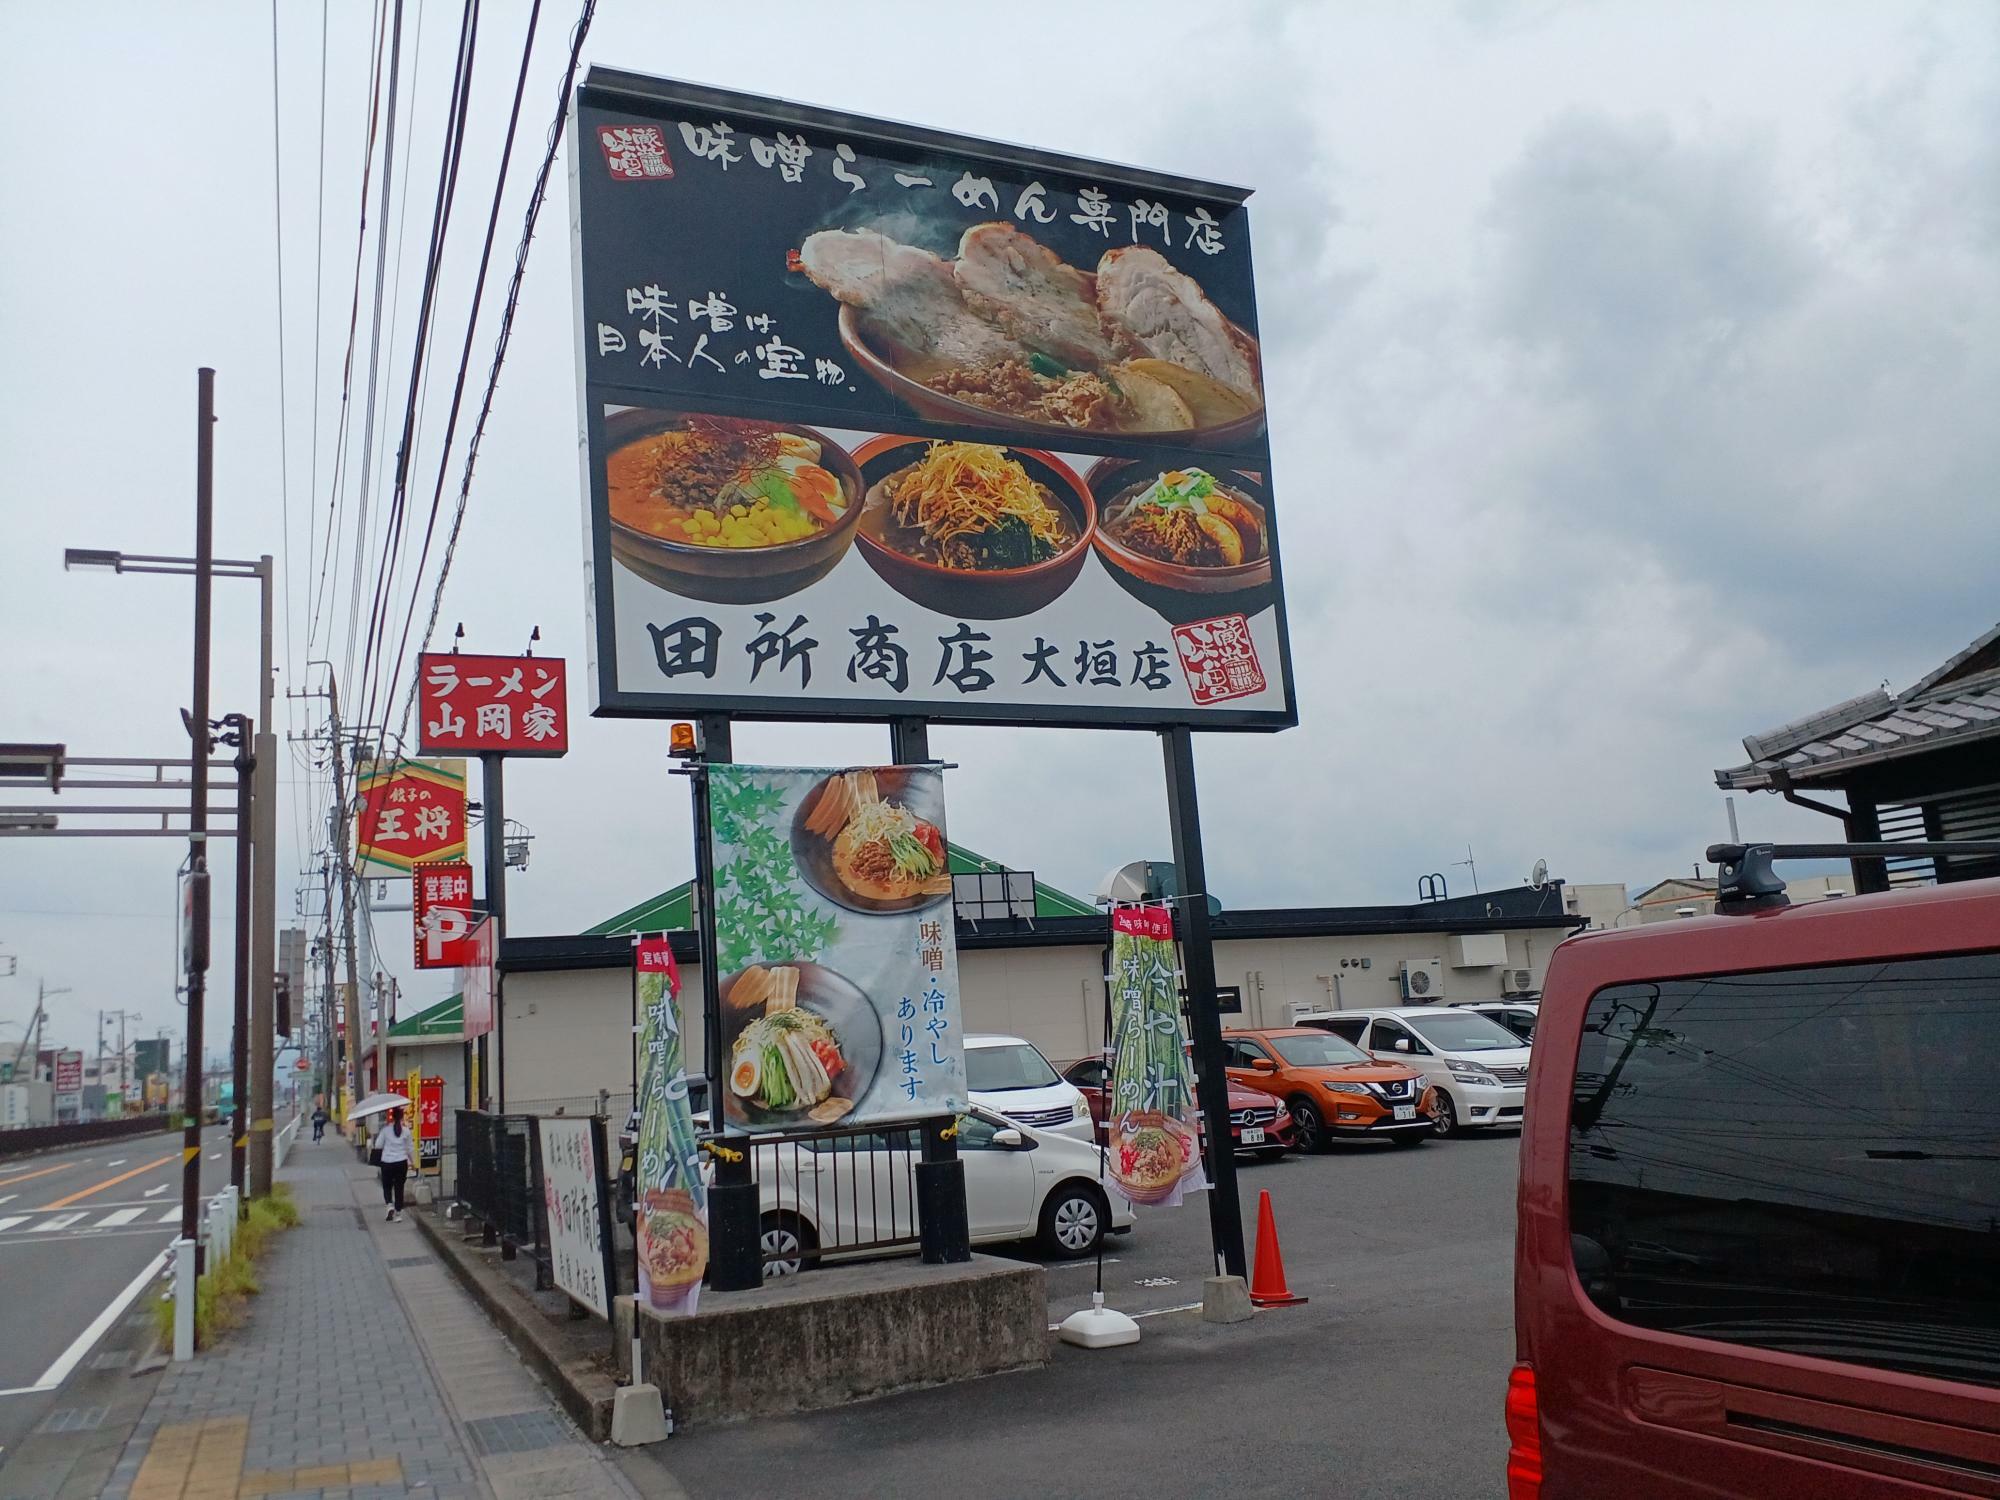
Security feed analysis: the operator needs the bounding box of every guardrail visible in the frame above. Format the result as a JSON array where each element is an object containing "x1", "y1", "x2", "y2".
[
  {"x1": 0, "y1": 1113, "x2": 173, "y2": 1158},
  {"x1": 273, "y1": 1113, "x2": 301, "y2": 1173},
  {"x1": 167, "y1": 1184, "x2": 248, "y2": 1361}
]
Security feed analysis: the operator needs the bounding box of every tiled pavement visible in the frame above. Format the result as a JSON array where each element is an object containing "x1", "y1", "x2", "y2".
[{"x1": 99, "y1": 1135, "x2": 639, "y2": 1500}]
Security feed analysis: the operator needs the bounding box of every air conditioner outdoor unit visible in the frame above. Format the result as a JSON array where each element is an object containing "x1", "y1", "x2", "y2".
[
  {"x1": 1501, "y1": 969, "x2": 1536, "y2": 996},
  {"x1": 1400, "y1": 959, "x2": 1443, "y2": 1002}
]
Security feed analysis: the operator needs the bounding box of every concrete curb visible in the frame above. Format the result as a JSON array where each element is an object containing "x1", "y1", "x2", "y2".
[{"x1": 409, "y1": 1205, "x2": 620, "y2": 1441}]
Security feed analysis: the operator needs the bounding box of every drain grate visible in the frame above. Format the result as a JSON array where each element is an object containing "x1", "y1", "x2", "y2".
[
  {"x1": 89, "y1": 1350, "x2": 135, "y2": 1371},
  {"x1": 36, "y1": 1407, "x2": 109, "y2": 1435},
  {"x1": 384, "y1": 1255, "x2": 428, "y2": 1268},
  {"x1": 462, "y1": 1411, "x2": 573, "y2": 1456}
]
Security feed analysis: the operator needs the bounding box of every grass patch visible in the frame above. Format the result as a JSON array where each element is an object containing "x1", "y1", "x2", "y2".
[{"x1": 150, "y1": 1184, "x2": 298, "y2": 1353}]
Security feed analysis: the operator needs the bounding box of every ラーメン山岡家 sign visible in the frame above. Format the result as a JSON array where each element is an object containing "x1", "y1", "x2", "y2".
[{"x1": 571, "y1": 71, "x2": 1295, "y2": 730}]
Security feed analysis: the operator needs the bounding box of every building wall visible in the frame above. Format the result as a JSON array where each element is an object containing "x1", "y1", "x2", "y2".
[
  {"x1": 495, "y1": 923, "x2": 1576, "y2": 1110},
  {"x1": 1561, "y1": 882, "x2": 1631, "y2": 931}
]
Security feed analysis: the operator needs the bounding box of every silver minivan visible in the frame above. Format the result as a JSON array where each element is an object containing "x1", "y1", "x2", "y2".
[{"x1": 1294, "y1": 1006, "x2": 1531, "y2": 1138}]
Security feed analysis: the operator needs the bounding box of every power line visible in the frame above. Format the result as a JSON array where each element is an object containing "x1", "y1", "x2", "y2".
[
  {"x1": 377, "y1": 0, "x2": 545, "y2": 743},
  {"x1": 392, "y1": 0, "x2": 599, "y2": 750},
  {"x1": 269, "y1": 0, "x2": 297, "y2": 705},
  {"x1": 355, "y1": 0, "x2": 484, "y2": 754}
]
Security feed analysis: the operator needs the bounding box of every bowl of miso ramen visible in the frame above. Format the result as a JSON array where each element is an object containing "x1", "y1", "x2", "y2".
[
  {"x1": 851, "y1": 438, "x2": 1095, "y2": 619},
  {"x1": 604, "y1": 410, "x2": 865, "y2": 604}
]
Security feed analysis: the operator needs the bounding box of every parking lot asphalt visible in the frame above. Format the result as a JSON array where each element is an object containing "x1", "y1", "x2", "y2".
[{"x1": 626, "y1": 1128, "x2": 1521, "y2": 1500}]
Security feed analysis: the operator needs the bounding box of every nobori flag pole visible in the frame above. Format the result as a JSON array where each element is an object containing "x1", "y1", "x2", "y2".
[
  {"x1": 1058, "y1": 919, "x2": 1137, "y2": 1349},
  {"x1": 1160, "y1": 726, "x2": 1247, "y2": 1281}
]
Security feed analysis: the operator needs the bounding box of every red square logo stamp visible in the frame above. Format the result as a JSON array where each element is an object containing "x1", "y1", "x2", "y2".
[
  {"x1": 598, "y1": 125, "x2": 673, "y2": 181},
  {"x1": 1172, "y1": 613, "x2": 1268, "y2": 705}
]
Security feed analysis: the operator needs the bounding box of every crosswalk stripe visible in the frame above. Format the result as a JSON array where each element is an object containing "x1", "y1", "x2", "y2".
[
  {"x1": 0, "y1": 1194, "x2": 14, "y2": 1206},
  {"x1": 31, "y1": 1213, "x2": 85, "y2": 1233},
  {"x1": 0, "y1": 1216, "x2": 25, "y2": 1233},
  {"x1": 158, "y1": 1208, "x2": 180, "y2": 1223},
  {"x1": 95, "y1": 1208, "x2": 145, "y2": 1228}
]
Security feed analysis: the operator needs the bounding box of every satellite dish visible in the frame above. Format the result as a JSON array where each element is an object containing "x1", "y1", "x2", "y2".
[{"x1": 1530, "y1": 859, "x2": 1549, "y2": 890}]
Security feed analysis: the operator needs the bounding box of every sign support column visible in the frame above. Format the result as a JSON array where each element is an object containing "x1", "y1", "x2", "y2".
[
  {"x1": 479, "y1": 752, "x2": 505, "y2": 1112},
  {"x1": 180, "y1": 366, "x2": 216, "y2": 1260},
  {"x1": 229, "y1": 723, "x2": 254, "y2": 1208},
  {"x1": 1161, "y1": 725, "x2": 1247, "y2": 1281}
]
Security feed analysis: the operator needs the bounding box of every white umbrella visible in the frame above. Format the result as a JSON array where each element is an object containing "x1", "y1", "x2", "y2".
[{"x1": 346, "y1": 1092, "x2": 412, "y2": 1123}]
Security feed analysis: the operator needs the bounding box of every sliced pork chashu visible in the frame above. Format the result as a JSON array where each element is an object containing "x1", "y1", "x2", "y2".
[
  {"x1": 1097, "y1": 246, "x2": 1260, "y2": 401},
  {"x1": 798, "y1": 228, "x2": 1028, "y2": 375},
  {"x1": 953, "y1": 222, "x2": 1117, "y2": 370}
]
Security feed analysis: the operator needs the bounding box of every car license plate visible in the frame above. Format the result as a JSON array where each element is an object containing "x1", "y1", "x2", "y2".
[
  {"x1": 1393, "y1": 1105, "x2": 1417, "y2": 1121},
  {"x1": 1240, "y1": 1126, "x2": 1265, "y2": 1145}
]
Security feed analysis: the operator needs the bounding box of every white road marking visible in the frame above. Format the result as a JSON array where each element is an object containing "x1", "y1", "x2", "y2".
[
  {"x1": 158, "y1": 1208, "x2": 180, "y2": 1223},
  {"x1": 206, "y1": 1152, "x2": 220, "y2": 1160},
  {"x1": 0, "y1": 1217, "x2": 25, "y2": 1234},
  {"x1": 143, "y1": 1185, "x2": 168, "y2": 1198},
  {"x1": 94, "y1": 1208, "x2": 145, "y2": 1228},
  {"x1": 106, "y1": 1159, "x2": 126, "y2": 1168},
  {"x1": 0, "y1": 1195, "x2": 14, "y2": 1206},
  {"x1": 30, "y1": 1214, "x2": 85, "y2": 1234},
  {"x1": 0, "y1": 1247, "x2": 172, "y2": 1396}
]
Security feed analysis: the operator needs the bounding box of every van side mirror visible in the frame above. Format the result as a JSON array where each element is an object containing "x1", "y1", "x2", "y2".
[{"x1": 1392, "y1": 1038, "x2": 1411, "y2": 1052}]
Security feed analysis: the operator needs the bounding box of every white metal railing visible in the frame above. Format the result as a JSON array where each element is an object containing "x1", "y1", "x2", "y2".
[
  {"x1": 273, "y1": 1113, "x2": 301, "y2": 1172},
  {"x1": 166, "y1": 1184, "x2": 243, "y2": 1361}
]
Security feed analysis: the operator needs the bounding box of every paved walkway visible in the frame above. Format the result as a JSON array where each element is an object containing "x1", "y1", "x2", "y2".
[{"x1": 100, "y1": 1135, "x2": 637, "y2": 1500}]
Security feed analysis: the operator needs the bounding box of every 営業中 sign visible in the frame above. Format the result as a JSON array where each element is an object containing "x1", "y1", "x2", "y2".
[
  {"x1": 417, "y1": 654, "x2": 569, "y2": 756},
  {"x1": 354, "y1": 759, "x2": 467, "y2": 877},
  {"x1": 707, "y1": 764, "x2": 966, "y2": 1133},
  {"x1": 411, "y1": 861, "x2": 475, "y2": 969},
  {"x1": 571, "y1": 72, "x2": 1294, "y2": 731}
]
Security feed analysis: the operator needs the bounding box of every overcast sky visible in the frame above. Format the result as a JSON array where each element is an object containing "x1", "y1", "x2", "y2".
[{"x1": 2, "y1": 0, "x2": 1995, "y2": 1062}]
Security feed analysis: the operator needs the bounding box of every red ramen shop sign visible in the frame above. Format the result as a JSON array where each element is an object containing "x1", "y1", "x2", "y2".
[
  {"x1": 417, "y1": 653, "x2": 569, "y2": 756},
  {"x1": 569, "y1": 71, "x2": 1296, "y2": 732}
]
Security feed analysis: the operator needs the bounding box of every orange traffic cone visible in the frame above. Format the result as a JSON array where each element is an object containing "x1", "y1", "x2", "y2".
[{"x1": 1248, "y1": 1189, "x2": 1307, "y2": 1307}]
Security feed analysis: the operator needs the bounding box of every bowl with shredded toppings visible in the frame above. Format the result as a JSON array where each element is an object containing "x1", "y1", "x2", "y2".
[
  {"x1": 1085, "y1": 455, "x2": 1276, "y2": 626},
  {"x1": 852, "y1": 437, "x2": 1095, "y2": 619}
]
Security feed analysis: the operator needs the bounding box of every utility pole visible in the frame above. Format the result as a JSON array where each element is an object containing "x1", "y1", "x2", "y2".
[
  {"x1": 226, "y1": 714, "x2": 253, "y2": 1207},
  {"x1": 249, "y1": 555, "x2": 277, "y2": 1198},
  {"x1": 326, "y1": 673, "x2": 365, "y2": 1128},
  {"x1": 180, "y1": 366, "x2": 216, "y2": 1257}
]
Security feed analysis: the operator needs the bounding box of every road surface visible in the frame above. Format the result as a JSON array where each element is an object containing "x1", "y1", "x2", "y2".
[{"x1": 0, "y1": 1126, "x2": 233, "y2": 1459}]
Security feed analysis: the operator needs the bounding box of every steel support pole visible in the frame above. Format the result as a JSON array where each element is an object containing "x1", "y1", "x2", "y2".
[
  {"x1": 479, "y1": 752, "x2": 506, "y2": 1112},
  {"x1": 230, "y1": 732, "x2": 253, "y2": 1206},
  {"x1": 249, "y1": 557, "x2": 277, "y2": 1196},
  {"x1": 181, "y1": 367, "x2": 216, "y2": 1254},
  {"x1": 1160, "y1": 725, "x2": 1247, "y2": 1280}
]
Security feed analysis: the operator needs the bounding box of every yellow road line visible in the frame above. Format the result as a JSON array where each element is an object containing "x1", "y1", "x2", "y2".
[
  {"x1": 41, "y1": 1153, "x2": 177, "y2": 1210},
  {"x1": 0, "y1": 1160, "x2": 74, "y2": 1189}
]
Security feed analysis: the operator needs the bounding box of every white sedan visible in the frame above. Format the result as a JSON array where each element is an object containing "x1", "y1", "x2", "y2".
[{"x1": 752, "y1": 1105, "x2": 1133, "y2": 1275}]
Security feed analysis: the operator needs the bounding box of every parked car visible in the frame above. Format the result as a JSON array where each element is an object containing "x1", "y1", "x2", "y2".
[
  {"x1": 1219, "y1": 1027, "x2": 1431, "y2": 1152},
  {"x1": 1061, "y1": 1056, "x2": 1297, "y2": 1162},
  {"x1": 1461, "y1": 1000, "x2": 1539, "y2": 1043},
  {"x1": 1512, "y1": 856, "x2": 2000, "y2": 1499},
  {"x1": 1296, "y1": 1006, "x2": 1530, "y2": 1138},
  {"x1": 965, "y1": 1033, "x2": 1093, "y2": 1141},
  {"x1": 754, "y1": 1104, "x2": 1133, "y2": 1274}
]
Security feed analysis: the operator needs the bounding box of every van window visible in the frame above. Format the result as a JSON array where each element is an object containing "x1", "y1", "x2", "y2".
[
  {"x1": 1568, "y1": 954, "x2": 2000, "y2": 1389},
  {"x1": 1368, "y1": 1019, "x2": 1423, "y2": 1055}
]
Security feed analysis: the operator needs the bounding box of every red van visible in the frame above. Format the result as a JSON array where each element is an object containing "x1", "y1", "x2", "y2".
[{"x1": 1512, "y1": 852, "x2": 2000, "y2": 1498}]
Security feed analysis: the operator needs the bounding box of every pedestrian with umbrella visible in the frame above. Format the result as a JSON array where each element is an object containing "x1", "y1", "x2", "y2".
[{"x1": 349, "y1": 1092, "x2": 417, "y2": 1222}]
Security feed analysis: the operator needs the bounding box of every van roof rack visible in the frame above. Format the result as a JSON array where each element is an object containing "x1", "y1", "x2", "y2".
[{"x1": 1707, "y1": 841, "x2": 2000, "y2": 915}]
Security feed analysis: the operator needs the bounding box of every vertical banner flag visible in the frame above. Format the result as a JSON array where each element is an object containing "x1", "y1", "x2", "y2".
[
  {"x1": 457, "y1": 917, "x2": 496, "y2": 1038},
  {"x1": 1107, "y1": 904, "x2": 1207, "y2": 1207},
  {"x1": 706, "y1": 765, "x2": 966, "y2": 1133},
  {"x1": 634, "y1": 937, "x2": 707, "y2": 1315},
  {"x1": 537, "y1": 1117, "x2": 612, "y2": 1319}
]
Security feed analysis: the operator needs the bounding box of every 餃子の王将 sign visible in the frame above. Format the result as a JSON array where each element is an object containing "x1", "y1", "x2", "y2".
[
  {"x1": 572, "y1": 73, "x2": 1293, "y2": 730},
  {"x1": 353, "y1": 758, "x2": 467, "y2": 877}
]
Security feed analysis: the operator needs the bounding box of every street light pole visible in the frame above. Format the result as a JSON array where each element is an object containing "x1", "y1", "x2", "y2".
[{"x1": 181, "y1": 367, "x2": 216, "y2": 1255}]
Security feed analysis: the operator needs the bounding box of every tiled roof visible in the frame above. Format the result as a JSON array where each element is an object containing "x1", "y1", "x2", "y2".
[
  {"x1": 1716, "y1": 624, "x2": 2000, "y2": 791},
  {"x1": 582, "y1": 842, "x2": 1095, "y2": 937}
]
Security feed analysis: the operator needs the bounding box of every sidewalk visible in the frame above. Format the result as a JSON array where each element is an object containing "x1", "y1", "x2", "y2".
[{"x1": 100, "y1": 1134, "x2": 638, "y2": 1500}]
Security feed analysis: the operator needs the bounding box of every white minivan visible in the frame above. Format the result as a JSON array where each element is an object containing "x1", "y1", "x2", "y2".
[
  {"x1": 1295, "y1": 1007, "x2": 1530, "y2": 1138},
  {"x1": 964, "y1": 1033, "x2": 1094, "y2": 1142}
]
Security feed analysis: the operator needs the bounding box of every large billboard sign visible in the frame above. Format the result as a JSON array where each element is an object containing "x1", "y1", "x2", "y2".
[
  {"x1": 707, "y1": 764, "x2": 966, "y2": 1133},
  {"x1": 571, "y1": 72, "x2": 1294, "y2": 730},
  {"x1": 417, "y1": 653, "x2": 570, "y2": 756},
  {"x1": 353, "y1": 758, "x2": 468, "y2": 877}
]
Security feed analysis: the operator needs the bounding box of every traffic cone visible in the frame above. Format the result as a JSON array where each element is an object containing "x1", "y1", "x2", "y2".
[{"x1": 1248, "y1": 1189, "x2": 1307, "y2": 1307}]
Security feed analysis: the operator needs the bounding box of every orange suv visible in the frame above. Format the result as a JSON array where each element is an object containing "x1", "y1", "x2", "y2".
[{"x1": 1223, "y1": 1028, "x2": 1433, "y2": 1151}]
